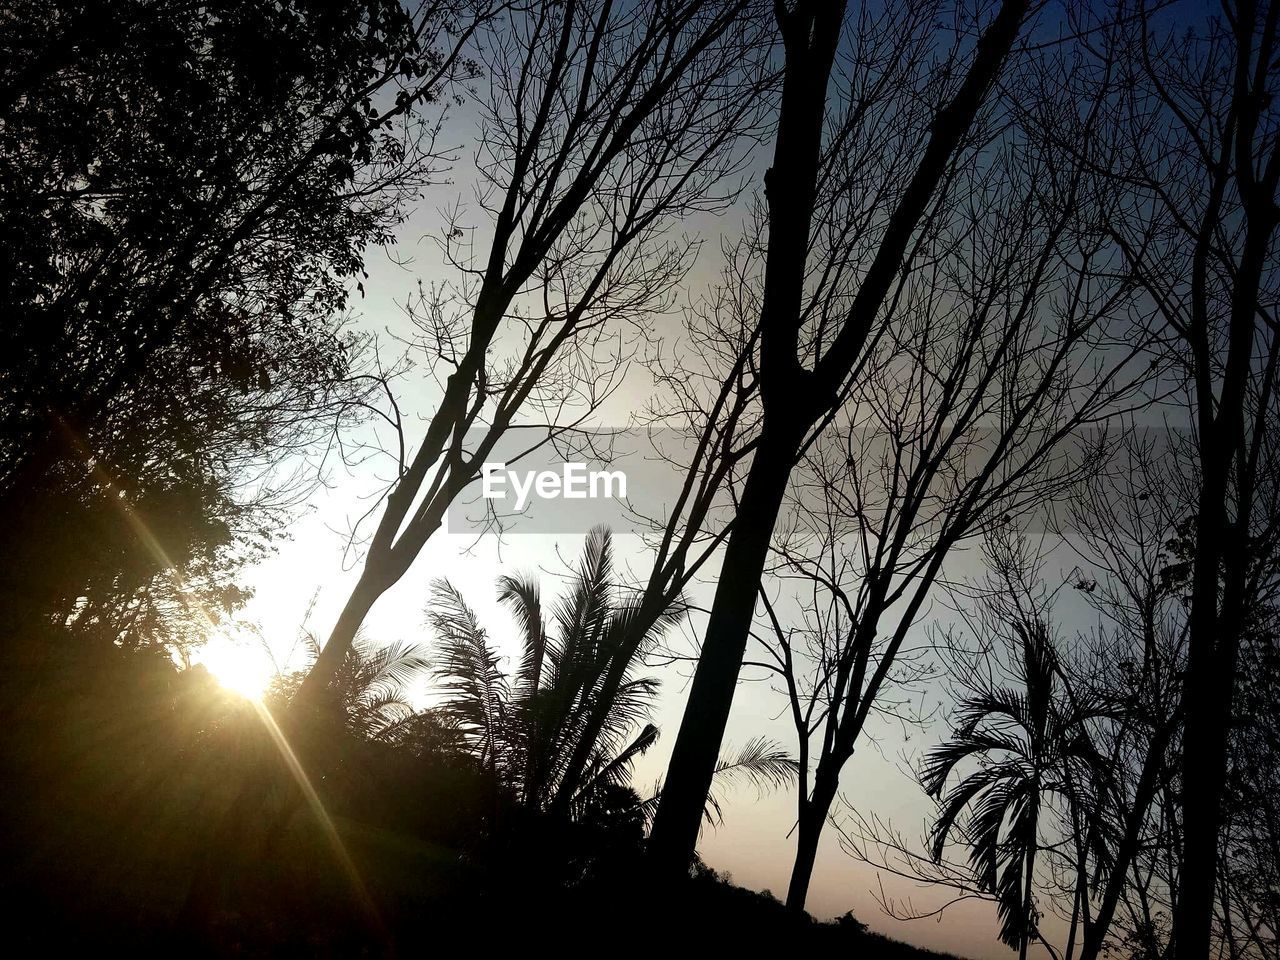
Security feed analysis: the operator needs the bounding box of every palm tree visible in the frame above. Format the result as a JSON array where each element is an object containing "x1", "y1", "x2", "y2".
[
  {"x1": 922, "y1": 619, "x2": 1107, "y2": 960},
  {"x1": 273, "y1": 632, "x2": 432, "y2": 743},
  {"x1": 428, "y1": 526, "x2": 681, "y2": 820},
  {"x1": 429, "y1": 526, "x2": 799, "y2": 826},
  {"x1": 329, "y1": 636, "x2": 434, "y2": 743}
]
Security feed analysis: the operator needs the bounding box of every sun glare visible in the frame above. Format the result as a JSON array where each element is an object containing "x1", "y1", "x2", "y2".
[{"x1": 197, "y1": 636, "x2": 275, "y2": 701}]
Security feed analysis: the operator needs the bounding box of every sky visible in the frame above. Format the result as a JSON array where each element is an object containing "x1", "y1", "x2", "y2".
[{"x1": 198, "y1": 22, "x2": 1126, "y2": 958}]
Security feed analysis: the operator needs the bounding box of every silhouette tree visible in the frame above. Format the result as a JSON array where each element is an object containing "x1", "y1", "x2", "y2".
[
  {"x1": 1059, "y1": 444, "x2": 1279, "y2": 960},
  {"x1": 180, "y1": 1, "x2": 766, "y2": 920},
  {"x1": 297, "y1": 0, "x2": 768, "y2": 704},
  {"x1": 427, "y1": 527, "x2": 681, "y2": 818},
  {"x1": 1056, "y1": 432, "x2": 1190, "y2": 960},
  {"x1": 923, "y1": 613, "x2": 1110, "y2": 960},
  {"x1": 426, "y1": 526, "x2": 796, "y2": 828},
  {"x1": 1219, "y1": 588, "x2": 1280, "y2": 959},
  {"x1": 271, "y1": 633, "x2": 434, "y2": 743},
  {"x1": 1094, "y1": 4, "x2": 1280, "y2": 954},
  {"x1": 650, "y1": 0, "x2": 1052, "y2": 876},
  {"x1": 752, "y1": 47, "x2": 1147, "y2": 902},
  {"x1": 831, "y1": 439, "x2": 1272, "y2": 959},
  {"x1": 0, "y1": 0, "x2": 489, "y2": 654}
]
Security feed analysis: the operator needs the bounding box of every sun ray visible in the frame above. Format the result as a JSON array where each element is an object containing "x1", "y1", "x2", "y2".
[
  {"x1": 56, "y1": 417, "x2": 379, "y2": 926},
  {"x1": 249, "y1": 698, "x2": 384, "y2": 933}
]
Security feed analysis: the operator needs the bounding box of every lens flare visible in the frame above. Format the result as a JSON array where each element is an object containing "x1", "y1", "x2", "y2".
[
  {"x1": 197, "y1": 637, "x2": 274, "y2": 700},
  {"x1": 55, "y1": 419, "x2": 378, "y2": 929}
]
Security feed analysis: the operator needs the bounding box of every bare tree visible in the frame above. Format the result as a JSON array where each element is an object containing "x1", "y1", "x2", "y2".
[
  {"x1": 180, "y1": 3, "x2": 769, "y2": 929},
  {"x1": 646, "y1": 0, "x2": 1119, "y2": 876},
  {"x1": 1095, "y1": 4, "x2": 1280, "y2": 955},
  {"x1": 751, "y1": 52, "x2": 1152, "y2": 903},
  {"x1": 834, "y1": 531, "x2": 1107, "y2": 960},
  {"x1": 834, "y1": 430, "x2": 1270, "y2": 960},
  {"x1": 297, "y1": 0, "x2": 770, "y2": 703}
]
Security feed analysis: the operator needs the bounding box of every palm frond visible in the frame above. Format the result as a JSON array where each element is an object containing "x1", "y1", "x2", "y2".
[
  {"x1": 953, "y1": 689, "x2": 1032, "y2": 740},
  {"x1": 354, "y1": 638, "x2": 431, "y2": 704},
  {"x1": 427, "y1": 578, "x2": 509, "y2": 766},
  {"x1": 965, "y1": 775, "x2": 1021, "y2": 894},
  {"x1": 605, "y1": 594, "x2": 687, "y2": 664},
  {"x1": 498, "y1": 573, "x2": 546, "y2": 696},
  {"x1": 548, "y1": 526, "x2": 613, "y2": 692},
  {"x1": 592, "y1": 676, "x2": 661, "y2": 756},
  {"x1": 574, "y1": 723, "x2": 660, "y2": 800},
  {"x1": 928, "y1": 763, "x2": 1010, "y2": 862},
  {"x1": 711, "y1": 737, "x2": 799, "y2": 791},
  {"x1": 424, "y1": 529, "x2": 682, "y2": 824},
  {"x1": 351, "y1": 689, "x2": 415, "y2": 740},
  {"x1": 702, "y1": 737, "x2": 798, "y2": 828}
]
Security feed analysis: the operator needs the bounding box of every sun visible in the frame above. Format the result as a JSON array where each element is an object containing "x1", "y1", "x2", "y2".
[{"x1": 196, "y1": 635, "x2": 275, "y2": 701}]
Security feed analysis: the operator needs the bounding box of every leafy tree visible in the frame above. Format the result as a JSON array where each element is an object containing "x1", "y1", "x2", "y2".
[
  {"x1": 427, "y1": 527, "x2": 797, "y2": 836},
  {"x1": 0, "y1": 0, "x2": 484, "y2": 652}
]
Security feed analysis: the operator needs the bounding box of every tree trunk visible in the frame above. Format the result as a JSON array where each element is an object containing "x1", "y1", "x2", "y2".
[
  {"x1": 646, "y1": 428, "x2": 801, "y2": 874},
  {"x1": 1020, "y1": 831, "x2": 1038, "y2": 960},
  {"x1": 1171, "y1": 416, "x2": 1230, "y2": 959},
  {"x1": 1081, "y1": 721, "x2": 1172, "y2": 960},
  {"x1": 645, "y1": 0, "x2": 1027, "y2": 884},
  {"x1": 785, "y1": 761, "x2": 840, "y2": 912},
  {"x1": 644, "y1": 0, "x2": 847, "y2": 880},
  {"x1": 1171, "y1": 203, "x2": 1271, "y2": 960},
  {"x1": 296, "y1": 571, "x2": 387, "y2": 704},
  {"x1": 1173, "y1": 506, "x2": 1245, "y2": 959},
  {"x1": 1065, "y1": 868, "x2": 1082, "y2": 960}
]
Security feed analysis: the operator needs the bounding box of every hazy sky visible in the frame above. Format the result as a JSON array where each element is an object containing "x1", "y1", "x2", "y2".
[{"x1": 210, "y1": 38, "x2": 1113, "y2": 959}]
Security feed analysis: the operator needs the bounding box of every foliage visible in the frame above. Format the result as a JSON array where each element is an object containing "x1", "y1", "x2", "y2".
[
  {"x1": 271, "y1": 632, "x2": 439, "y2": 744},
  {"x1": 428, "y1": 526, "x2": 680, "y2": 820},
  {"x1": 701, "y1": 737, "x2": 798, "y2": 828},
  {"x1": 0, "y1": 0, "x2": 471, "y2": 650}
]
